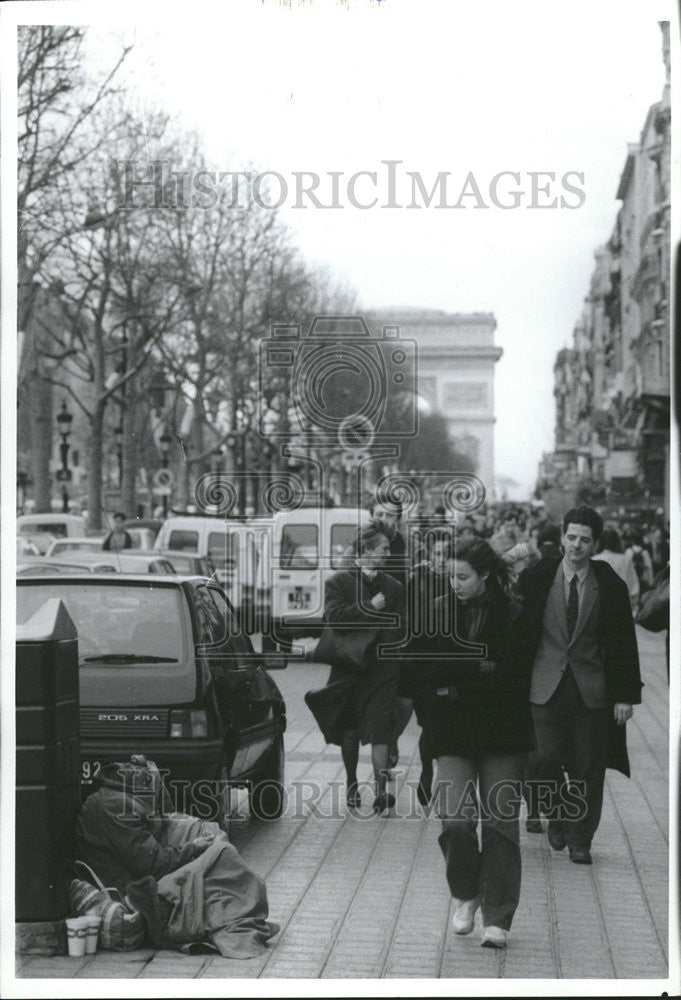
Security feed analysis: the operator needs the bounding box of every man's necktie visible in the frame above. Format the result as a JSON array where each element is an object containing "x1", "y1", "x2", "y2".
[{"x1": 567, "y1": 574, "x2": 579, "y2": 640}]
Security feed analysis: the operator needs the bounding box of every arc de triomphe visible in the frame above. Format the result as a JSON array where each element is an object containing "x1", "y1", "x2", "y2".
[{"x1": 369, "y1": 310, "x2": 502, "y2": 496}]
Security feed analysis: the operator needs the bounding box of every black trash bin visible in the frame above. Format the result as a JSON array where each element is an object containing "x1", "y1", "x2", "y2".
[{"x1": 16, "y1": 598, "x2": 80, "y2": 938}]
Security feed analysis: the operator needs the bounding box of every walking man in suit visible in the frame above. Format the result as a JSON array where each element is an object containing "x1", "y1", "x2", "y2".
[{"x1": 518, "y1": 506, "x2": 642, "y2": 865}]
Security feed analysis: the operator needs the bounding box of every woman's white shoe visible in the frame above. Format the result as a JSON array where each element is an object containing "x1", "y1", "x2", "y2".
[
  {"x1": 480, "y1": 925, "x2": 508, "y2": 948},
  {"x1": 452, "y1": 898, "x2": 480, "y2": 935}
]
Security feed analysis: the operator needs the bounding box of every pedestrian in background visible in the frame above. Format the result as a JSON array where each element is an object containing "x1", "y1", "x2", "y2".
[
  {"x1": 402, "y1": 528, "x2": 453, "y2": 805},
  {"x1": 103, "y1": 511, "x2": 133, "y2": 551},
  {"x1": 592, "y1": 527, "x2": 640, "y2": 612},
  {"x1": 490, "y1": 511, "x2": 525, "y2": 556},
  {"x1": 503, "y1": 540, "x2": 541, "y2": 597},
  {"x1": 410, "y1": 538, "x2": 531, "y2": 949},
  {"x1": 623, "y1": 528, "x2": 654, "y2": 595}
]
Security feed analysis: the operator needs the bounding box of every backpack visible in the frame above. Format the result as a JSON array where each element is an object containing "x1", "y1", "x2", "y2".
[{"x1": 69, "y1": 862, "x2": 146, "y2": 951}]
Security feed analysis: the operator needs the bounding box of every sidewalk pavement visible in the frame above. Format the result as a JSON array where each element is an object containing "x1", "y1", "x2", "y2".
[{"x1": 16, "y1": 627, "x2": 673, "y2": 984}]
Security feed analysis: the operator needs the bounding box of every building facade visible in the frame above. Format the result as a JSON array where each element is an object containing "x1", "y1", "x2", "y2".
[{"x1": 537, "y1": 22, "x2": 671, "y2": 521}]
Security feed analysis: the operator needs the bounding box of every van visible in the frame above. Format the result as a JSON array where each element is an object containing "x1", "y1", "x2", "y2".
[
  {"x1": 154, "y1": 515, "x2": 258, "y2": 620},
  {"x1": 266, "y1": 506, "x2": 371, "y2": 644},
  {"x1": 17, "y1": 513, "x2": 88, "y2": 544}
]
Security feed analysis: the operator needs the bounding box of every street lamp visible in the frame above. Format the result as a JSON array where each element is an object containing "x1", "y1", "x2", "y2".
[
  {"x1": 16, "y1": 469, "x2": 31, "y2": 515},
  {"x1": 159, "y1": 428, "x2": 172, "y2": 519},
  {"x1": 56, "y1": 400, "x2": 73, "y2": 513}
]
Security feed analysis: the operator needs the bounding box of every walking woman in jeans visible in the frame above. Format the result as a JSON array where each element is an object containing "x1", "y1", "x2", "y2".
[{"x1": 414, "y1": 537, "x2": 531, "y2": 948}]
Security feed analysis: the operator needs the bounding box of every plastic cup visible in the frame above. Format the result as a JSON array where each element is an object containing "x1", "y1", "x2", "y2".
[
  {"x1": 66, "y1": 916, "x2": 88, "y2": 957},
  {"x1": 85, "y1": 915, "x2": 102, "y2": 954}
]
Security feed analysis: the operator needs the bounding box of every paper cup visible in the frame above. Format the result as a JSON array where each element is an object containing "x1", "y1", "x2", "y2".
[
  {"x1": 85, "y1": 915, "x2": 102, "y2": 954},
  {"x1": 65, "y1": 917, "x2": 89, "y2": 957}
]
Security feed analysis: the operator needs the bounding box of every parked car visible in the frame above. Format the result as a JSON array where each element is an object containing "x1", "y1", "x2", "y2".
[
  {"x1": 17, "y1": 512, "x2": 88, "y2": 540},
  {"x1": 154, "y1": 550, "x2": 214, "y2": 577},
  {"x1": 45, "y1": 537, "x2": 105, "y2": 558},
  {"x1": 154, "y1": 515, "x2": 262, "y2": 623},
  {"x1": 16, "y1": 531, "x2": 56, "y2": 555},
  {"x1": 17, "y1": 558, "x2": 105, "y2": 576},
  {"x1": 54, "y1": 551, "x2": 177, "y2": 574},
  {"x1": 16, "y1": 573, "x2": 288, "y2": 824},
  {"x1": 16, "y1": 537, "x2": 41, "y2": 557}
]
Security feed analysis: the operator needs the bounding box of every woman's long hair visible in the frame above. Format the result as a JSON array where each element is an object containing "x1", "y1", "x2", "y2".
[
  {"x1": 452, "y1": 536, "x2": 510, "y2": 596},
  {"x1": 598, "y1": 528, "x2": 622, "y2": 554},
  {"x1": 351, "y1": 523, "x2": 391, "y2": 561}
]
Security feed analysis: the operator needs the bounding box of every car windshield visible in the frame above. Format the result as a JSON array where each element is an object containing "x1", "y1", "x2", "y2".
[
  {"x1": 17, "y1": 581, "x2": 193, "y2": 705},
  {"x1": 281, "y1": 525, "x2": 318, "y2": 568},
  {"x1": 20, "y1": 523, "x2": 67, "y2": 537},
  {"x1": 167, "y1": 529, "x2": 199, "y2": 551}
]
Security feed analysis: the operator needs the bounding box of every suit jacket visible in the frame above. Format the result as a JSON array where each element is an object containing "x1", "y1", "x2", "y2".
[
  {"x1": 518, "y1": 556, "x2": 642, "y2": 776},
  {"x1": 529, "y1": 563, "x2": 607, "y2": 708}
]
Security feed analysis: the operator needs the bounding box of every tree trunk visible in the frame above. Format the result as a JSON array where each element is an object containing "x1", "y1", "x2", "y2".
[
  {"x1": 122, "y1": 383, "x2": 138, "y2": 517},
  {"x1": 87, "y1": 402, "x2": 105, "y2": 531}
]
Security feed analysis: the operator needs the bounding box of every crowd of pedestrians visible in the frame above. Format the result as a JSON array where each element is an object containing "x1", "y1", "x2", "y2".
[{"x1": 305, "y1": 494, "x2": 666, "y2": 949}]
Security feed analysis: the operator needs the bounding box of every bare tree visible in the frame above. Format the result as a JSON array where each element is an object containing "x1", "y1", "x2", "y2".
[
  {"x1": 17, "y1": 26, "x2": 132, "y2": 511},
  {"x1": 29, "y1": 107, "x2": 187, "y2": 528}
]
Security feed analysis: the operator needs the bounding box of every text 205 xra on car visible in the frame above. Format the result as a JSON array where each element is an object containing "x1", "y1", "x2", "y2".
[{"x1": 16, "y1": 572, "x2": 288, "y2": 825}]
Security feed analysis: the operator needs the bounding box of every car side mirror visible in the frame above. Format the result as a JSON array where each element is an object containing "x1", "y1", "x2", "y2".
[{"x1": 262, "y1": 652, "x2": 287, "y2": 670}]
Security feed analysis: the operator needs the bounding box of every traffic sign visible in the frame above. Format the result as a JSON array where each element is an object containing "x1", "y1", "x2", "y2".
[
  {"x1": 153, "y1": 467, "x2": 174, "y2": 489},
  {"x1": 55, "y1": 469, "x2": 72, "y2": 482},
  {"x1": 155, "y1": 484, "x2": 172, "y2": 497}
]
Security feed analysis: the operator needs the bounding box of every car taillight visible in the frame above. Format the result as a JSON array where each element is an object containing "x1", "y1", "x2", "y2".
[{"x1": 169, "y1": 710, "x2": 209, "y2": 738}]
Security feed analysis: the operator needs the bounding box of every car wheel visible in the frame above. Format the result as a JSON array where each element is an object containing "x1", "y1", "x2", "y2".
[
  {"x1": 249, "y1": 734, "x2": 285, "y2": 821},
  {"x1": 186, "y1": 764, "x2": 232, "y2": 834}
]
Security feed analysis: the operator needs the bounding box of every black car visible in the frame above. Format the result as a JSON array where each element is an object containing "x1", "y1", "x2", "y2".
[{"x1": 16, "y1": 573, "x2": 287, "y2": 825}]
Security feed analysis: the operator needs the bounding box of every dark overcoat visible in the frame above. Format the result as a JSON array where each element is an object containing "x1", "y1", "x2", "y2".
[
  {"x1": 517, "y1": 556, "x2": 643, "y2": 776},
  {"x1": 405, "y1": 588, "x2": 533, "y2": 759},
  {"x1": 305, "y1": 568, "x2": 405, "y2": 746}
]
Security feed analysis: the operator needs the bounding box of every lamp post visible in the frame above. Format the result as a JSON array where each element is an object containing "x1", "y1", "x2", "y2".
[
  {"x1": 17, "y1": 469, "x2": 31, "y2": 515},
  {"x1": 56, "y1": 400, "x2": 73, "y2": 513},
  {"x1": 159, "y1": 428, "x2": 172, "y2": 519}
]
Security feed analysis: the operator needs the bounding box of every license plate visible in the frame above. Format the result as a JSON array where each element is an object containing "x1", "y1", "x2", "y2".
[
  {"x1": 288, "y1": 590, "x2": 311, "y2": 610},
  {"x1": 81, "y1": 759, "x2": 104, "y2": 784}
]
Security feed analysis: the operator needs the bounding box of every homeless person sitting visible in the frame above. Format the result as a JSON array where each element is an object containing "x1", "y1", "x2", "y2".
[{"x1": 72, "y1": 756, "x2": 279, "y2": 957}]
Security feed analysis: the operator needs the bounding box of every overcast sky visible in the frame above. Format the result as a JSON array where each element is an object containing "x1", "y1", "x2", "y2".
[{"x1": 29, "y1": 0, "x2": 673, "y2": 497}]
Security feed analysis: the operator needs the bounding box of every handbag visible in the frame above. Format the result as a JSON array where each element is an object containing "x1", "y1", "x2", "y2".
[
  {"x1": 314, "y1": 624, "x2": 379, "y2": 672},
  {"x1": 635, "y1": 569, "x2": 669, "y2": 633},
  {"x1": 69, "y1": 861, "x2": 146, "y2": 951}
]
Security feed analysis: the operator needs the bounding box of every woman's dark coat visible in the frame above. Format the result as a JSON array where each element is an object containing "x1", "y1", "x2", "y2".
[
  {"x1": 305, "y1": 568, "x2": 405, "y2": 746},
  {"x1": 405, "y1": 587, "x2": 533, "y2": 759}
]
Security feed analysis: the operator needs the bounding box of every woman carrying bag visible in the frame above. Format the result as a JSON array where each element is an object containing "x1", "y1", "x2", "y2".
[
  {"x1": 305, "y1": 524, "x2": 406, "y2": 814},
  {"x1": 411, "y1": 537, "x2": 532, "y2": 949}
]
